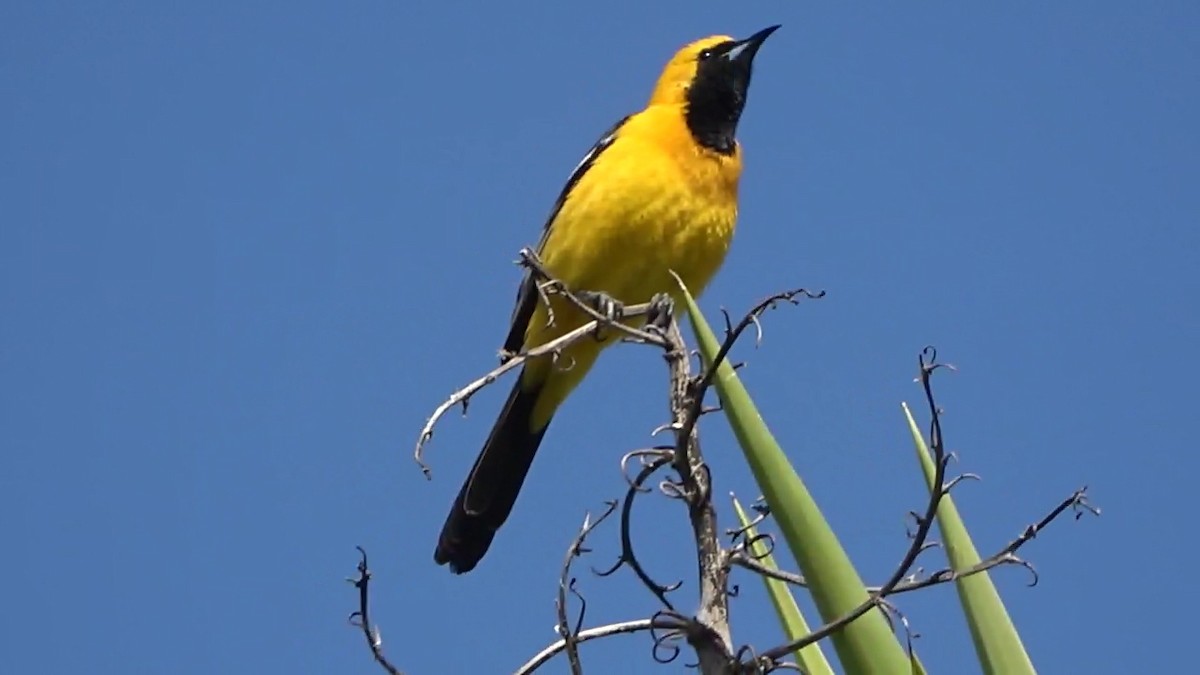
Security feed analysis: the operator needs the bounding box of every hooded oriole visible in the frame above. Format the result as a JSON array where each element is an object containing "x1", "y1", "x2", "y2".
[{"x1": 435, "y1": 26, "x2": 779, "y2": 573}]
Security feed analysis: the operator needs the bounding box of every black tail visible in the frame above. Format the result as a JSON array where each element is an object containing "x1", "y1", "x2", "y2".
[{"x1": 434, "y1": 376, "x2": 550, "y2": 573}]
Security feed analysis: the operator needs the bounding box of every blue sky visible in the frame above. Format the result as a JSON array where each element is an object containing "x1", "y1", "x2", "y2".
[{"x1": 3, "y1": 2, "x2": 1196, "y2": 673}]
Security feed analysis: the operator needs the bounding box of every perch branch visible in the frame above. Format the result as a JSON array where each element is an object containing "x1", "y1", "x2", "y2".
[
  {"x1": 416, "y1": 247, "x2": 682, "y2": 478},
  {"x1": 414, "y1": 298, "x2": 658, "y2": 477}
]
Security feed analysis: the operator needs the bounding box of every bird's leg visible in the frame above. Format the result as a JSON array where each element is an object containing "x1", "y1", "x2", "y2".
[{"x1": 577, "y1": 290, "x2": 625, "y2": 341}]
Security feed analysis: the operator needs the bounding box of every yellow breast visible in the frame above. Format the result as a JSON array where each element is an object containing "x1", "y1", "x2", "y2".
[
  {"x1": 518, "y1": 105, "x2": 743, "y2": 421},
  {"x1": 536, "y1": 105, "x2": 741, "y2": 316}
]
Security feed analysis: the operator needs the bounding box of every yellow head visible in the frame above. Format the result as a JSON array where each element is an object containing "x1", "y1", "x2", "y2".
[{"x1": 648, "y1": 26, "x2": 780, "y2": 153}]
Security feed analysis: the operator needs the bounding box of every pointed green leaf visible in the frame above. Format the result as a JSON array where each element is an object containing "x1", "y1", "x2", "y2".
[
  {"x1": 732, "y1": 496, "x2": 835, "y2": 675},
  {"x1": 677, "y1": 279, "x2": 909, "y2": 673},
  {"x1": 903, "y1": 402, "x2": 1036, "y2": 675}
]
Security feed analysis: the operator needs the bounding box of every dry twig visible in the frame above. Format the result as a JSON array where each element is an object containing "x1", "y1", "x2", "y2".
[
  {"x1": 516, "y1": 619, "x2": 663, "y2": 674},
  {"x1": 347, "y1": 547, "x2": 404, "y2": 675},
  {"x1": 729, "y1": 485, "x2": 1097, "y2": 595},
  {"x1": 555, "y1": 502, "x2": 619, "y2": 674}
]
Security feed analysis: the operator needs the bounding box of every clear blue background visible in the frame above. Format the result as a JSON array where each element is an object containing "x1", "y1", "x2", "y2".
[{"x1": 3, "y1": 2, "x2": 1195, "y2": 673}]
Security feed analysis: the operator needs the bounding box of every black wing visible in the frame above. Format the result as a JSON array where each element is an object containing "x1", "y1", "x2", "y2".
[{"x1": 501, "y1": 115, "x2": 632, "y2": 356}]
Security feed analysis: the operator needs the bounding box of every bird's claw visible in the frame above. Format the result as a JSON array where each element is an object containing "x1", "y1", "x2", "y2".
[
  {"x1": 579, "y1": 290, "x2": 624, "y2": 341},
  {"x1": 579, "y1": 290, "x2": 625, "y2": 322},
  {"x1": 643, "y1": 293, "x2": 675, "y2": 334}
]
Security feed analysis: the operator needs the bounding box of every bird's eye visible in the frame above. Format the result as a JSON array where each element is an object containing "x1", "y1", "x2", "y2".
[{"x1": 698, "y1": 48, "x2": 713, "y2": 61}]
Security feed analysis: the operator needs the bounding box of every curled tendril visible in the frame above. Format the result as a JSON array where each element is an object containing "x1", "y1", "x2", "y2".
[
  {"x1": 650, "y1": 420, "x2": 683, "y2": 437},
  {"x1": 590, "y1": 455, "x2": 682, "y2": 609},
  {"x1": 742, "y1": 532, "x2": 776, "y2": 560},
  {"x1": 667, "y1": 463, "x2": 712, "y2": 505},
  {"x1": 620, "y1": 448, "x2": 673, "y2": 490},
  {"x1": 749, "y1": 312, "x2": 765, "y2": 348},
  {"x1": 726, "y1": 504, "x2": 769, "y2": 542},
  {"x1": 649, "y1": 611, "x2": 687, "y2": 664},
  {"x1": 1015, "y1": 555, "x2": 1040, "y2": 587},
  {"x1": 659, "y1": 479, "x2": 687, "y2": 500},
  {"x1": 734, "y1": 644, "x2": 759, "y2": 669}
]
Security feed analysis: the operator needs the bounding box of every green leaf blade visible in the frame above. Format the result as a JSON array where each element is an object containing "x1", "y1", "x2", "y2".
[
  {"x1": 732, "y1": 496, "x2": 835, "y2": 675},
  {"x1": 678, "y1": 281, "x2": 909, "y2": 673},
  {"x1": 902, "y1": 402, "x2": 1037, "y2": 675}
]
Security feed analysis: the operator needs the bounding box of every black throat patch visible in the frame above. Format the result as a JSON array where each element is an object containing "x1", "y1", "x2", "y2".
[{"x1": 684, "y1": 41, "x2": 752, "y2": 155}]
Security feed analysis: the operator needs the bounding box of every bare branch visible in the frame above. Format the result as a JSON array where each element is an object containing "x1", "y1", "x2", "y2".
[
  {"x1": 732, "y1": 483, "x2": 1099, "y2": 604},
  {"x1": 662, "y1": 319, "x2": 733, "y2": 673},
  {"x1": 346, "y1": 547, "x2": 404, "y2": 675},
  {"x1": 555, "y1": 502, "x2": 619, "y2": 674},
  {"x1": 515, "y1": 619, "x2": 662, "y2": 674},
  {"x1": 621, "y1": 288, "x2": 821, "y2": 673},
  {"x1": 413, "y1": 298, "x2": 661, "y2": 477},
  {"x1": 592, "y1": 289, "x2": 817, "y2": 672},
  {"x1": 728, "y1": 552, "x2": 808, "y2": 587},
  {"x1": 416, "y1": 249, "x2": 681, "y2": 478}
]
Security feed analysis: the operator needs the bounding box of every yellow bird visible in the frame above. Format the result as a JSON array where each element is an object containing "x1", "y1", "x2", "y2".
[{"x1": 435, "y1": 26, "x2": 779, "y2": 573}]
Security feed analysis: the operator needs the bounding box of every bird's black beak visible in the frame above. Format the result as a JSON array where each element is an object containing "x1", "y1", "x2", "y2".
[{"x1": 724, "y1": 25, "x2": 780, "y2": 65}]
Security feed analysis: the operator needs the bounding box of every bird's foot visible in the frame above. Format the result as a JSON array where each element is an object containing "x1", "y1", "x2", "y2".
[
  {"x1": 578, "y1": 290, "x2": 625, "y2": 341},
  {"x1": 642, "y1": 293, "x2": 675, "y2": 337},
  {"x1": 578, "y1": 290, "x2": 625, "y2": 321}
]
